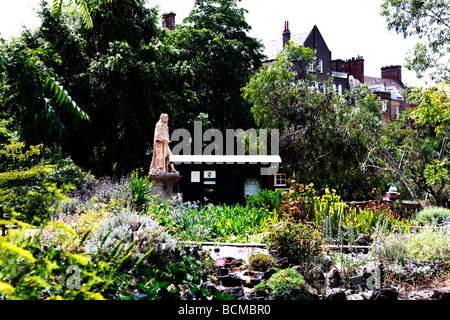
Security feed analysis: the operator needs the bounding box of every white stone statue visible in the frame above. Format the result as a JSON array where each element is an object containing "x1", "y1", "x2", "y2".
[{"x1": 149, "y1": 113, "x2": 179, "y2": 175}]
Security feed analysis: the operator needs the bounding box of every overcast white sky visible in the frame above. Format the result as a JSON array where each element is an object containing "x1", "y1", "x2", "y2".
[{"x1": 0, "y1": 0, "x2": 429, "y2": 86}]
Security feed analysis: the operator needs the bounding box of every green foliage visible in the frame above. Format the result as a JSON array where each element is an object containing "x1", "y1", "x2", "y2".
[
  {"x1": 0, "y1": 136, "x2": 96, "y2": 223},
  {"x1": 372, "y1": 226, "x2": 450, "y2": 264},
  {"x1": 156, "y1": 202, "x2": 277, "y2": 242},
  {"x1": 46, "y1": 157, "x2": 96, "y2": 189},
  {"x1": 402, "y1": 83, "x2": 450, "y2": 205},
  {"x1": 380, "y1": 0, "x2": 449, "y2": 82},
  {"x1": 278, "y1": 182, "x2": 411, "y2": 241},
  {"x1": 264, "y1": 217, "x2": 323, "y2": 266},
  {"x1": 248, "y1": 253, "x2": 274, "y2": 271},
  {"x1": 51, "y1": 0, "x2": 99, "y2": 29},
  {"x1": 84, "y1": 206, "x2": 175, "y2": 268},
  {"x1": 246, "y1": 189, "x2": 284, "y2": 212},
  {"x1": 424, "y1": 159, "x2": 449, "y2": 188},
  {"x1": 121, "y1": 247, "x2": 226, "y2": 300},
  {"x1": 413, "y1": 206, "x2": 450, "y2": 225},
  {"x1": 0, "y1": 139, "x2": 42, "y2": 171},
  {"x1": 126, "y1": 169, "x2": 156, "y2": 212},
  {"x1": 243, "y1": 42, "x2": 384, "y2": 197},
  {"x1": 0, "y1": 221, "x2": 118, "y2": 300},
  {"x1": 172, "y1": 0, "x2": 264, "y2": 130},
  {"x1": 0, "y1": 41, "x2": 90, "y2": 138},
  {"x1": 266, "y1": 268, "x2": 312, "y2": 300}
]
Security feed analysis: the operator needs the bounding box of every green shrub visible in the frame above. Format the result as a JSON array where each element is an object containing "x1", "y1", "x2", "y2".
[
  {"x1": 253, "y1": 280, "x2": 269, "y2": 295},
  {"x1": 266, "y1": 268, "x2": 311, "y2": 300},
  {"x1": 123, "y1": 247, "x2": 224, "y2": 300},
  {"x1": 372, "y1": 227, "x2": 450, "y2": 264},
  {"x1": 158, "y1": 202, "x2": 277, "y2": 242},
  {"x1": 0, "y1": 220, "x2": 122, "y2": 300},
  {"x1": 0, "y1": 139, "x2": 42, "y2": 171},
  {"x1": 84, "y1": 207, "x2": 175, "y2": 267},
  {"x1": 46, "y1": 157, "x2": 96, "y2": 190},
  {"x1": 0, "y1": 147, "x2": 95, "y2": 223},
  {"x1": 246, "y1": 189, "x2": 284, "y2": 211},
  {"x1": 248, "y1": 253, "x2": 274, "y2": 271},
  {"x1": 264, "y1": 217, "x2": 323, "y2": 266},
  {"x1": 127, "y1": 169, "x2": 156, "y2": 211},
  {"x1": 413, "y1": 206, "x2": 450, "y2": 225}
]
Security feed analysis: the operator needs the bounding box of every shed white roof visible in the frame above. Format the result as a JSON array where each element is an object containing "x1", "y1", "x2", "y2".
[{"x1": 170, "y1": 155, "x2": 282, "y2": 164}]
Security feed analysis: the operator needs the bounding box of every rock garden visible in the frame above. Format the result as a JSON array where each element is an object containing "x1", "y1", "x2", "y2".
[{"x1": 2, "y1": 167, "x2": 450, "y2": 301}]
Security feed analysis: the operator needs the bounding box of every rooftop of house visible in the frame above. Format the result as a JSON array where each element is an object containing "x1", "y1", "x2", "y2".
[
  {"x1": 350, "y1": 75, "x2": 406, "y2": 100},
  {"x1": 263, "y1": 31, "x2": 310, "y2": 61}
]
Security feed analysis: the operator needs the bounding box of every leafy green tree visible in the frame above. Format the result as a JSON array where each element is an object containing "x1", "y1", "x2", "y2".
[
  {"x1": 12, "y1": 0, "x2": 196, "y2": 175},
  {"x1": 0, "y1": 35, "x2": 90, "y2": 140},
  {"x1": 243, "y1": 42, "x2": 386, "y2": 198},
  {"x1": 381, "y1": 0, "x2": 450, "y2": 82},
  {"x1": 51, "y1": 0, "x2": 100, "y2": 29},
  {"x1": 404, "y1": 83, "x2": 450, "y2": 205},
  {"x1": 172, "y1": 0, "x2": 265, "y2": 130}
]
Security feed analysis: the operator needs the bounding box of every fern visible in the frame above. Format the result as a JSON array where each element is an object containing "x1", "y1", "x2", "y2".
[
  {"x1": 0, "y1": 50, "x2": 90, "y2": 136},
  {"x1": 51, "y1": 0, "x2": 118, "y2": 30}
]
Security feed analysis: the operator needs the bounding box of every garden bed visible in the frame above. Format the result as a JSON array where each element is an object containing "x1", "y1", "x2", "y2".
[{"x1": 2, "y1": 174, "x2": 450, "y2": 301}]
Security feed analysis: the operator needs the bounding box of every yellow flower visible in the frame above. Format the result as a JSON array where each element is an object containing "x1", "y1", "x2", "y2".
[
  {"x1": 0, "y1": 241, "x2": 36, "y2": 263},
  {"x1": 66, "y1": 252, "x2": 90, "y2": 266},
  {"x1": 0, "y1": 281, "x2": 15, "y2": 296}
]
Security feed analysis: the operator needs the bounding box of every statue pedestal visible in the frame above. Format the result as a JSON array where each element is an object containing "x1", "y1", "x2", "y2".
[{"x1": 149, "y1": 174, "x2": 182, "y2": 198}]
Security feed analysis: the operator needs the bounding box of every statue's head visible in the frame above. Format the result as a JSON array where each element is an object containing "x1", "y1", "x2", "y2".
[{"x1": 160, "y1": 113, "x2": 169, "y2": 123}]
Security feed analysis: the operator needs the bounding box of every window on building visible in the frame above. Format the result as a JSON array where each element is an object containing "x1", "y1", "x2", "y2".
[
  {"x1": 338, "y1": 84, "x2": 343, "y2": 96},
  {"x1": 274, "y1": 173, "x2": 287, "y2": 186},
  {"x1": 244, "y1": 178, "x2": 261, "y2": 197},
  {"x1": 395, "y1": 107, "x2": 399, "y2": 120},
  {"x1": 318, "y1": 60, "x2": 323, "y2": 73},
  {"x1": 381, "y1": 101, "x2": 388, "y2": 112}
]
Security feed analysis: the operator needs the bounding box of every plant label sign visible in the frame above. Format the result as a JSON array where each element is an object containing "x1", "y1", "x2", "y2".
[
  {"x1": 214, "y1": 258, "x2": 226, "y2": 267},
  {"x1": 350, "y1": 275, "x2": 364, "y2": 287}
]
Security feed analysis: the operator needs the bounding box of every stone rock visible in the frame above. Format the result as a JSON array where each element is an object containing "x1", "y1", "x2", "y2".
[
  {"x1": 262, "y1": 268, "x2": 277, "y2": 280},
  {"x1": 431, "y1": 290, "x2": 450, "y2": 300},
  {"x1": 247, "y1": 289, "x2": 268, "y2": 300},
  {"x1": 369, "y1": 287, "x2": 399, "y2": 300},
  {"x1": 221, "y1": 287, "x2": 245, "y2": 299},
  {"x1": 355, "y1": 234, "x2": 372, "y2": 246},
  {"x1": 291, "y1": 265, "x2": 304, "y2": 274},
  {"x1": 326, "y1": 289, "x2": 347, "y2": 300},
  {"x1": 273, "y1": 257, "x2": 289, "y2": 268},
  {"x1": 218, "y1": 268, "x2": 229, "y2": 276},
  {"x1": 327, "y1": 268, "x2": 341, "y2": 288},
  {"x1": 232, "y1": 270, "x2": 265, "y2": 288},
  {"x1": 219, "y1": 274, "x2": 243, "y2": 287},
  {"x1": 230, "y1": 258, "x2": 245, "y2": 269}
]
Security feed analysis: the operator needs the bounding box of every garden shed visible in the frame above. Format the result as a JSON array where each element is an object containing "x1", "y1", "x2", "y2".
[{"x1": 170, "y1": 155, "x2": 283, "y2": 204}]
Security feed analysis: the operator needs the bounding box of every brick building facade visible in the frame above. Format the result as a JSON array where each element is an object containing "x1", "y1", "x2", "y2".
[
  {"x1": 263, "y1": 22, "x2": 415, "y2": 122},
  {"x1": 264, "y1": 23, "x2": 348, "y2": 95}
]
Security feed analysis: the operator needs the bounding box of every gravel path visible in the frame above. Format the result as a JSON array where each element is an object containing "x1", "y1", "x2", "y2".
[{"x1": 201, "y1": 244, "x2": 269, "y2": 263}]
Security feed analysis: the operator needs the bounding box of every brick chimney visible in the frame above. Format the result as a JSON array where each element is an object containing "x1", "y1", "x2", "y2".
[
  {"x1": 341, "y1": 56, "x2": 364, "y2": 83},
  {"x1": 162, "y1": 12, "x2": 176, "y2": 30},
  {"x1": 381, "y1": 65, "x2": 402, "y2": 82},
  {"x1": 283, "y1": 21, "x2": 291, "y2": 48}
]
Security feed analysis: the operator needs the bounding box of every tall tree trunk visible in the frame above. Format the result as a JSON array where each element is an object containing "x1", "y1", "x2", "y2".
[{"x1": 367, "y1": 142, "x2": 418, "y2": 200}]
